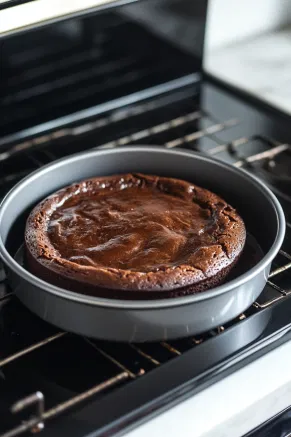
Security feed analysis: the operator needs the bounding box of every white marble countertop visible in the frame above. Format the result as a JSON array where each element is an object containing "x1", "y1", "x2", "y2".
[{"x1": 205, "y1": 26, "x2": 291, "y2": 116}]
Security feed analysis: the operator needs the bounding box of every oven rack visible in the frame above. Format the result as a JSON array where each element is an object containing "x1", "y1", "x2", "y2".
[{"x1": 0, "y1": 93, "x2": 291, "y2": 437}]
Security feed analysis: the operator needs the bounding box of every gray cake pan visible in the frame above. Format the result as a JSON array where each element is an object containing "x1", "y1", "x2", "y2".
[{"x1": 0, "y1": 146, "x2": 285, "y2": 342}]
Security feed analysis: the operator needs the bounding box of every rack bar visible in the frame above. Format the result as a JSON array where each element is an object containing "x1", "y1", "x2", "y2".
[
  {"x1": 0, "y1": 372, "x2": 128, "y2": 437},
  {"x1": 0, "y1": 332, "x2": 65, "y2": 367},
  {"x1": 84, "y1": 339, "x2": 136, "y2": 379},
  {"x1": 130, "y1": 345, "x2": 160, "y2": 366}
]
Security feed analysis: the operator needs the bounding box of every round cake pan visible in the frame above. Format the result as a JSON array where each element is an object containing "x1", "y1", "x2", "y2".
[{"x1": 0, "y1": 147, "x2": 285, "y2": 342}]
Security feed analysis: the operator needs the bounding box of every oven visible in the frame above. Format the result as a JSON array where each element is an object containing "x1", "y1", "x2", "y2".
[{"x1": 1, "y1": 1, "x2": 291, "y2": 436}]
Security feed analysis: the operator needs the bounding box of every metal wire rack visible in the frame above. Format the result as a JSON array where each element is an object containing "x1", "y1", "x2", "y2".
[{"x1": 0, "y1": 92, "x2": 291, "y2": 437}]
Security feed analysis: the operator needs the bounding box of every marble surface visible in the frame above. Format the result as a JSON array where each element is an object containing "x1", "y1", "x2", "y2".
[
  {"x1": 126, "y1": 341, "x2": 291, "y2": 437},
  {"x1": 205, "y1": 26, "x2": 291, "y2": 116}
]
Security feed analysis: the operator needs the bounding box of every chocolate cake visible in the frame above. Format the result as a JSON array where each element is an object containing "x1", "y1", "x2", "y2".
[{"x1": 25, "y1": 173, "x2": 246, "y2": 299}]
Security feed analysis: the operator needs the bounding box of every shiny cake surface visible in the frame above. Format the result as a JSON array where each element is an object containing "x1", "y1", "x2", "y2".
[{"x1": 25, "y1": 174, "x2": 246, "y2": 297}]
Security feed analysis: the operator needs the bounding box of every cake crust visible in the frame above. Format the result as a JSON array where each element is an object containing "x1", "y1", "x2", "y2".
[{"x1": 25, "y1": 173, "x2": 246, "y2": 298}]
